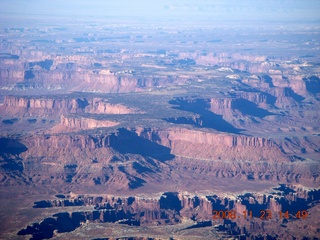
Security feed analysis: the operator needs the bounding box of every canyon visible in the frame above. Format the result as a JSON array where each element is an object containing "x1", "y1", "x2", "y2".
[
  {"x1": 0, "y1": 9, "x2": 320, "y2": 240},
  {"x1": 18, "y1": 186, "x2": 320, "y2": 240}
]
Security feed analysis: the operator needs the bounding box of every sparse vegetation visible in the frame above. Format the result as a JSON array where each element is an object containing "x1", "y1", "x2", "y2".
[
  {"x1": 27, "y1": 118, "x2": 37, "y2": 124},
  {"x1": 2, "y1": 118, "x2": 19, "y2": 124}
]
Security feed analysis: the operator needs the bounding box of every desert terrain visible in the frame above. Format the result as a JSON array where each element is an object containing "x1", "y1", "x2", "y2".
[{"x1": 0, "y1": 1, "x2": 320, "y2": 239}]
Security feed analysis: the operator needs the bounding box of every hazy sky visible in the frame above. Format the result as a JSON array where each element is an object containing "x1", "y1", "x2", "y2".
[{"x1": 1, "y1": 0, "x2": 320, "y2": 25}]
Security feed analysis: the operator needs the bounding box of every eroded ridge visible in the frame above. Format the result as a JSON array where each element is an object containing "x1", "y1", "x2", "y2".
[{"x1": 18, "y1": 185, "x2": 320, "y2": 239}]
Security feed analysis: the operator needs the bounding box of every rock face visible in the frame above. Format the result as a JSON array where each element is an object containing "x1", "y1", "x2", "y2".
[
  {"x1": 265, "y1": 87, "x2": 304, "y2": 108},
  {"x1": 3, "y1": 95, "x2": 76, "y2": 109},
  {"x1": 19, "y1": 186, "x2": 320, "y2": 239},
  {"x1": 138, "y1": 128, "x2": 287, "y2": 162},
  {"x1": 209, "y1": 98, "x2": 235, "y2": 115},
  {"x1": 1, "y1": 127, "x2": 318, "y2": 193},
  {"x1": 19, "y1": 127, "x2": 286, "y2": 163},
  {"x1": 58, "y1": 115, "x2": 119, "y2": 131},
  {"x1": 1, "y1": 95, "x2": 87, "y2": 116},
  {"x1": 0, "y1": 54, "x2": 183, "y2": 93},
  {"x1": 86, "y1": 98, "x2": 143, "y2": 114},
  {"x1": 193, "y1": 52, "x2": 268, "y2": 73},
  {"x1": 237, "y1": 91, "x2": 271, "y2": 109},
  {"x1": 1, "y1": 95, "x2": 142, "y2": 117}
]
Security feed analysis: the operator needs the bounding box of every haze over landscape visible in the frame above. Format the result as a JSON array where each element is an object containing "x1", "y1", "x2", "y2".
[
  {"x1": 0, "y1": 1, "x2": 319, "y2": 239},
  {"x1": 1, "y1": 0, "x2": 320, "y2": 23}
]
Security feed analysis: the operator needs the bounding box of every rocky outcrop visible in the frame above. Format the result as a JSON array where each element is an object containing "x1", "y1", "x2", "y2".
[
  {"x1": 1, "y1": 95, "x2": 141, "y2": 117},
  {"x1": 237, "y1": 91, "x2": 272, "y2": 108},
  {"x1": 19, "y1": 186, "x2": 320, "y2": 239},
  {"x1": 5, "y1": 68, "x2": 181, "y2": 93},
  {"x1": 266, "y1": 87, "x2": 304, "y2": 108},
  {"x1": 209, "y1": 92, "x2": 274, "y2": 115},
  {"x1": 1, "y1": 95, "x2": 86, "y2": 116},
  {"x1": 168, "y1": 96, "x2": 274, "y2": 132},
  {"x1": 194, "y1": 53, "x2": 266, "y2": 67},
  {"x1": 166, "y1": 97, "x2": 242, "y2": 134},
  {"x1": 271, "y1": 75, "x2": 308, "y2": 96},
  {"x1": 1, "y1": 127, "x2": 318, "y2": 192},
  {"x1": 138, "y1": 128, "x2": 288, "y2": 162},
  {"x1": 87, "y1": 98, "x2": 143, "y2": 114},
  {"x1": 0, "y1": 56, "x2": 184, "y2": 92},
  {"x1": 303, "y1": 75, "x2": 320, "y2": 94},
  {"x1": 0, "y1": 69, "x2": 25, "y2": 85},
  {"x1": 58, "y1": 115, "x2": 119, "y2": 130},
  {"x1": 209, "y1": 98, "x2": 235, "y2": 116}
]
